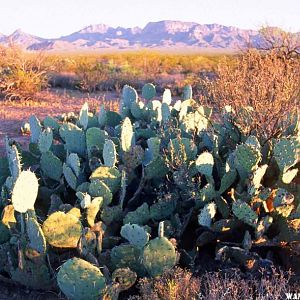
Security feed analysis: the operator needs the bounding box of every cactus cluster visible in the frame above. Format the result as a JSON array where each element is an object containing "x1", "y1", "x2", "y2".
[{"x1": 0, "y1": 83, "x2": 299, "y2": 298}]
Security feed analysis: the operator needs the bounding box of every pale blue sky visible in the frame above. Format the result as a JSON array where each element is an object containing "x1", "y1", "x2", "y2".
[{"x1": 0, "y1": 0, "x2": 299, "y2": 38}]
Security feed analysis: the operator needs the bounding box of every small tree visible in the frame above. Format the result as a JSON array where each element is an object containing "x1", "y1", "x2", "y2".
[
  {"x1": 258, "y1": 27, "x2": 300, "y2": 60},
  {"x1": 202, "y1": 48, "x2": 300, "y2": 141}
]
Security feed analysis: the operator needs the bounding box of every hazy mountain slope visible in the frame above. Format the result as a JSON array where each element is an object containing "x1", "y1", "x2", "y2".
[{"x1": 0, "y1": 20, "x2": 291, "y2": 51}]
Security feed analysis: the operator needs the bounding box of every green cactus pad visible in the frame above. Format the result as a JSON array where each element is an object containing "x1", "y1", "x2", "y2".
[
  {"x1": 168, "y1": 137, "x2": 197, "y2": 162},
  {"x1": 38, "y1": 127, "x2": 53, "y2": 153},
  {"x1": 121, "y1": 85, "x2": 138, "y2": 107},
  {"x1": 79, "y1": 102, "x2": 89, "y2": 130},
  {"x1": 145, "y1": 157, "x2": 168, "y2": 180},
  {"x1": 214, "y1": 196, "x2": 230, "y2": 219},
  {"x1": 123, "y1": 145, "x2": 144, "y2": 170},
  {"x1": 282, "y1": 168, "x2": 298, "y2": 184},
  {"x1": 0, "y1": 222, "x2": 10, "y2": 244},
  {"x1": 120, "y1": 224, "x2": 149, "y2": 248},
  {"x1": 111, "y1": 243, "x2": 146, "y2": 276},
  {"x1": 112, "y1": 268, "x2": 137, "y2": 291},
  {"x1": 29, "y1": 115, "x2": 42, "y2": 143},
  {"x1": 131, "y1": 101, "x2": 144, "y2": 119},
  {"x1": 196, "y1": 152, "x2": 214, "y2": 179},
  {"x1": 26, "y1": 217, "x2": 46, "y2": 254},
  {"x1": 57, "y1": 257, "x2": 106, "y2": 300},
  {"x1": 12, "y1": 170, "x2": 39, "y2": 213},
  {"x1": 43, "y1": 116, "x2": 60, "y2": 131},
  {"x1": 90, "y1": 166, "x2": 121, "y2": 194},
  {"x1": 142, "y1": 236, "x2": 177, "y2": 277},
  {"x1": 219, "y1": 169, "x2": 237, "y2": 194},
  {"x1": 63, "y1": 163, "x2": 77, "y2": 190},
  {"x1": 86, "y1": 127, "x2": 108, "y2": 155},
  {"x1": 101, "y1": 205, "x2": 123, "y2": 225},
  {"x1": 7, "y1": 144, "x2": 21, "y2": 182},
  {"x1": 0, "y1": 157, "x2": 9, "y2": 186},
  {"x1": 150, "y1": 197, "x2": 177, "y2": 221},
  {"x1": 41, "y1": 151, "x2": 63, "y2": 181},
  {"x1": 232, "y1": 200, "x2": 258, "y2": 227},
  {"x1": 142, "y1": 83, "x2": 156, "y2": 100},
  {"x1": 123, "y1": 203, "x2": 150, "y2": 225},
  {"x1": 103, "y1": 139, "x2": 117, "y2": 167},
  {"x1": 86, "y1": 197, "x2": 103, "y2": 227},
  {"x1": 10, "y1": 260, "x2": 52, "y2": 290},
  {"x1": 89, "y1": 179, "x2": 112, "y2": 205},
  {"x1": 121, "y1": 117, "x2": 134, "y2": 152},
  {"x1": 183, "y1": 84, "x2": 193, "y2": 100},
  {"x1": 235, "y1": 144, "x2": 261, "y2": 174},
  {"x1": 162, "y1": 103, "x2": 171, "y2": 123},
  {"x1": 245, "y1": 135, "x2": 261, "y2": 150},
  {"x1": 42, "y1": 211, "x2": 82, "y2": 248},
  {"x1": 66, "y1": 153, "x2": 81, "y2": 177},
  {"x1": 251, "y1": 164, "x2": 268, "y2": 190},
  {"x1": 198, "y1": 202, "x2": 217, "y2": 228},
  {"x1": 274, "y1": 137, "x2": 299, "y2": 173},
  {"x1": 61, "y1": 124, "x2": 86, "y2": 156}
]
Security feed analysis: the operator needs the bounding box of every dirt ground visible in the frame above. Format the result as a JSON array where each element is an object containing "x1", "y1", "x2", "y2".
[{"x1": 0, "y1": 88, "x2": 119, "y2": 155}]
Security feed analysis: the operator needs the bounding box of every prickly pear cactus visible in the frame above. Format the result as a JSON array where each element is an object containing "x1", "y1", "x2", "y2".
[
  {"x1": 41, "y1": 151, "x2": 62, "y2": 181},
  {"x1": 196, "y1": 152, "x2": 214, "y2": 180},
  {"x1": 38, "y1": 127, "x2": 53, "y2": 153},
  {"x1": 198, "y1": 202, "x2": 217, "y2": 228},
  {"x1": 103, "y1": 139, "x2": 117, "y2": 167},
  {"x1": 2, "y1": 82, "x2": 300, "y2": 294},
  {"x1": 142, "y1": 83, "x2": 156, "y2": 100},
  {"x1": 235, "y1": 144, "x2": 261, "y2": 175},
  {"x1": 121, "y1": 117, "x2": 134, "y2": 152},
  {"x1": 42, "y1": 211, "x2": 82, "y2": 248},
  {"x1": 12, "y1": 170, "x2": 39, "y2": 213},
  {"x1": 90, "y1": 166, "x2": 121, "y2": 193},
  {"x1": 183, "y1": 84, "x2": 193, "y2": 100},
  {"x1": 26, "y1": 217, "x2": 47, "y2": 254},
  {"x1": 120, "y1": 223, "x2": 150, "y2": 248},
  {"x1": 57, "y1": 257, "x2": 107, "y2": 300},
  {"x1": 232, "y1": 199, "x2": 258, "y2": 227},
  {"x1": 142, "y1": 222, "x2": 177, "y2": 277}
]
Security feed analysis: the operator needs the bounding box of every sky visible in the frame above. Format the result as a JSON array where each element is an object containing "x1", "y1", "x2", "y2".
[{"x1": 0, "y1": 0, "x2": 299, "y2": 38}]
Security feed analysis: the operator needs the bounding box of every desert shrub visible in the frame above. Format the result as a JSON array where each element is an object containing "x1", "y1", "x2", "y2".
[
  {"x1": 258, "y1": 27, "x2": 300, "y2": 60},
  {"x1": 132, "y1": 267, "x2": 293, "y2": 300},
  {"x1": 202, "y1": 48, "x2": 300, "y2": 140},
  {"x1": 75, "y1": 60, "x2": 111, "y2": 92},
  {"x1": 0, "y1": 45, "x2": 48, "y2": 101},
  {"x1": 132, "y1": 267, "x2": 201, "y2": 300}
]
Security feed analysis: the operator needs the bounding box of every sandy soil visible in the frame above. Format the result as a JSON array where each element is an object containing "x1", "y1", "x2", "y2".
[{"x1": 0, "y1": 88, "x2": 119, "y2": 155}]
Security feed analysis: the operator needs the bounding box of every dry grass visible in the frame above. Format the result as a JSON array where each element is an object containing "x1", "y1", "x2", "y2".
[{"x1": 131, "y1": 267, "x2": 296, "y2": 300}]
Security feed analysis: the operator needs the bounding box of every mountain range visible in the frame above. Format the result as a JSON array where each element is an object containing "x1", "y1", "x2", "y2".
[{"x1": 0, "y1": 20, "x2": 286, "y2": 51}]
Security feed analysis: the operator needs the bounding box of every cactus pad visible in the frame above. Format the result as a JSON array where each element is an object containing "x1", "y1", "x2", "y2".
[
  {"x1": 142, "y1": 236, "x2": 177, "y2": 277},
  {"x1": 42, "y1": 211, "x2": 82, "y2": 248},
  {"x1": 142, "y1": 83, "x2": 156, "y2": 100},
  {"x1": 12, "y1": 170, "x2": 39, "y2": 213},
  {"x1": 90, "y1": 166, "x2": 121, "y2": 194},
  {"x1": 57, "y1": 257, "x2": 106, "y2": 300},
  {"x1": 120, "y1": 224, "x2": 149, "y2": 248},
  {"x1": 232, "y1": 200, "x2": 258, "y2": 227}
]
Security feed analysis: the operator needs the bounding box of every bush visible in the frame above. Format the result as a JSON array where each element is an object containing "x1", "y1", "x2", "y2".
[
  {"x1": 202, "y1": 49, "x2": 300, "y2": 140},
  {"x1": 0, "y1": 45, "x2": 48, "y2": 101}
]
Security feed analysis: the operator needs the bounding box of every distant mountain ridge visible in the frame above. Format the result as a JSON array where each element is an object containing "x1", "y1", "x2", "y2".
[{"x1": 0, "y1": 20, "x2": 291, "y2": 51}]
